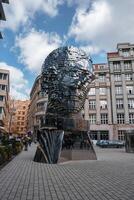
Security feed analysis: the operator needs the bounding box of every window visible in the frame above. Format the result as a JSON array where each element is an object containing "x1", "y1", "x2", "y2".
[
  {"x1": 88, "y1": 88, "x2": 95, "y2": 95},
  {"x1": 113, "y1": 61, "x2": 120, "y2": 71},
  {"x1": 0, "y1": 84, "x2": 6, "y2": 91},
  {"x1": 128, "y1": 99, "x2": 134, "y2": 109},
  {"x1": 89, "y1": 114, "x2": 96, "y2": 124},
  {"x1": 116, "y1": 99, "x2": 123, "y2": 109},
  {"x1": 99, "y1": 88, "x2": 106, "y2": 95},
  {"x1": 18, "y1": 111, "x2": 21, "y2": 114},
  {"x1": 118, "y1": 130, "x2": 125, "y2": 141},
  {"x1": 122, "y1": 49, "x2": 130, "y2": 57},
  {"x1": 22, "y1": 117, "x2": 24, "y2": 120},
  {"x1": 98, "y1": 74, "x2": 105, "y2": 82},
  {"x1": 21, "y1": 122, "x2": 24, "y2": 125},
  {"x1": 3, "y1": 74, "x2": 7, "y2": 80},
  {"x1": 18, "y1": 116, "x2": 20, "y2": 120},
  {"x1": 99, "y1": 65, "x2": 105, "y2": 70},
  {"x1": 23, "y1": 106, "x2": 26, "y2": 109},
  {"x1": 126, "y1": 86, "x2": 133, "y2": 94},
  {"x1": 17, "y1": 122, "x2": 20, "y2": 125},
  {"x1": 114, "y1": 74, "x2": 121, "y2": 81},
  {"x1": 125, "y1": 74, "x2": 133, "y2": 81},
  {"x1": 0, "y1": 73, "x2": 2, "y2": 79},
  {"x1": 22, "y1": 111, "x2": 25, "y2": 115},
  {"x1": 129, "y1": 114, "x2": 134, "y2": 124},
  {"x1": 100, "y1": 100, "x2": 107, "y2": 109},
  {"x1": 0, "y1": 107, "x2": 2, "y2": 114},
  {"x1": 115, "y1": 86, "x2": 122, "y2": 95},
  {"x1": 89, "y1": 100, "x2": 96, "y2": 109},
  {"x1": 101, "y1": 114, "x2": 108, "y2": 124},
  {"x1": 124, "y1": 61, "x2": 132, "y2": 70},
  {"x1": 21, "y1": 127, "x2": 23, "y2": 131},
  {"x1": 117, "y1": 114, "x2": 125, "y2": 124},
  {"x1": 0, "y1": 96, "x2": 4, "y2": 101}
]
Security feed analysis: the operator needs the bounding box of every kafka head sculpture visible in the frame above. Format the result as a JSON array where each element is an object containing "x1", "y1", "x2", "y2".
[{"x1": 41, "y1": 46, "x2": 94, "y2": 117}]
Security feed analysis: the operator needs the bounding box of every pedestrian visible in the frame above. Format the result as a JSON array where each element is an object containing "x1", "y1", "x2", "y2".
[{"x1": 23, "y1": 136, "x2": 28, "y2": 151}]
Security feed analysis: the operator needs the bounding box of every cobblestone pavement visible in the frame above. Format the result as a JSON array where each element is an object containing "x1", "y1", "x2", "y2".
[{"x1": 0, "y1": 144, "x2": 134, "y2": 200}]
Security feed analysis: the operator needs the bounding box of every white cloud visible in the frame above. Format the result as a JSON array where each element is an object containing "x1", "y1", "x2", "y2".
[
  {"x1": 80, "y1": 45, "x2": 100, "y2": 55},
  {"x1": 66, "y1": 0, "x2": 91, "y2": 9},
  {"x1": 15, "y1": 29, "x2": 62, "y2": 73},
  {"x1": 2, "y1": 0, "x2": 63, "y2": 31},
  {"x1": 68, "y1": 0, "x2": 134, "y2": 53},
  {"x1": 0, "y1": 62, "x2": 29, "y2": 100}
]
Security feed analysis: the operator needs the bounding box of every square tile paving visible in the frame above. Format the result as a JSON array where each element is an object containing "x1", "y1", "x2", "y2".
[{"x1": 0, "y1": 144, "x2": 134, "y2": 200}]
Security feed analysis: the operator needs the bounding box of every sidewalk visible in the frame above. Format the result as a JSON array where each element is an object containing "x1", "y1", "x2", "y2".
[{"x1": 0, "y1": 144, "x2": 134, "y2": 200}]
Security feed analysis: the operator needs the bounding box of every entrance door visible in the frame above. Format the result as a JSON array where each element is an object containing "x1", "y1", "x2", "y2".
[{"x1": 100, "y1": 131, "x2": 109, "y2": 140}]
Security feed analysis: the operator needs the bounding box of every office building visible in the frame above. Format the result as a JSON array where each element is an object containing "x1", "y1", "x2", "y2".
[
  {"x1": 84, "y1": 63, "x2": 113, "y2": 140},
  {"x1": 0, "y1": 68, "x2": 10, "y2": 131},
  {"x1": 27, "y1": 75, "x2": 47, "y2": 137},
  {"x1": 108, "y1": 43, "x2": 134, "y2": 140},
  {"x1": 0, "y1": 0, "x2": 9, "y2": 38}
]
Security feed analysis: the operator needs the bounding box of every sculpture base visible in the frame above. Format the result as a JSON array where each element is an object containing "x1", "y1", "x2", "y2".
[
  {"x1": 60, "y1": 149, "x2": 97, "y2": 162},
  {"x1": 34, "y1": 145, "x2": 48, "y2": 163},
  {"x1": 34, "y1": 129, "x2": 64, "y2": 164}
]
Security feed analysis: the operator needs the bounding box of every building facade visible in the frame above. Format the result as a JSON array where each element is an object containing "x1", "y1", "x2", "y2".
[
  {"x1": 27, "y1": 75, "x2": 47, "y2": 137},
  {"x1": 108, "y1": 43, "x2": 134, "y2": 140},
  {"x1": 0, "y1": 68, "x2": 10, "y2": 131},
  {"x1": 0, "y1": 0, "x2": 9, "y2": 38},
  {"x1": 10, "y1": 100, "x2": 30, "y2": 135},
  {"x1": 84, "y1": 63, "x2": 113, "y2": 140}
]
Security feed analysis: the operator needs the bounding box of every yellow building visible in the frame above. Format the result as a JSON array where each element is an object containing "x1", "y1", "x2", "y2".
[{"x1": 10, "y1": 100, "x2": 30, "y2": 135}]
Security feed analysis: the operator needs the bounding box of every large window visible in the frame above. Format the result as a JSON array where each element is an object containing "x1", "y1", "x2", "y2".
[
  {"x1": 124, "y1": 61, "x2": 132, "y2": 70},
  {"x1": 122, "y1": 49, "x2": 130, "y2": 57},
  {"x1": 0, "y1": 73, "x2": 2, "y2": 79},
  {"x1": 129, "y1": 114, "x2": 134, "y2": 124},
  {"x1": 0, "y1": 107, "x2": 2, "y2": 114},
  {"x1": 0, "y1": 84, "x2": 6, "y2": 91},
  {"x1": 113, "y1": 61, "x2": 120, "y2": 71},
  {"x1": 0, "y1": 73, "x2": 7, "y2": 80},
  {"x1": 98, "y1": 74, "x2": 105, "y2": 82},
  {"x1": 114, "y1": 74, "x2": 121, "y2": 81},
  {"x1": 125, "y1": 73, "x2": 133, "y2": 81},
  {"x1": 101, "y1": 114, "x2": 108, "y2": 124},
  {"x1": 99, "y1": 88, "x2": 106, "y2": 95},
  {"x1": 118, "y1": 130, "x2": 125, "y2": 141},
  {"x1": 117, "y1": 114, "x2": 125, "y2": 124},
  {"x1": 0, "y1": 96, "x2": 4, "y2": 101},
  {"x1": 100, "y1": 100, "x2": 107, "y2": 109},
  {"x1": 126, "y1": 86, "x2": 133, "y2": 94},
  {"x1": 89, "y1": 114, "x2": 96, "y2": 124},
  {"x1": 128, "y1": 99, "x2": 134, "y2": 109},
  {"x1": 116, "y1": 99, "x2": 123, "y2": 109},
  {"x1": 3, "y1": 74, "x2": 7, "y2": 80},
  {"x1": 115, "y1": 86, "x2": 122, "y2": 95},
  {"x1": 88, "y1": 88, "x2": 95, "y2": 95},
  {"x1": 89, "y1": 100, "x2": 96, "y2": 109}
]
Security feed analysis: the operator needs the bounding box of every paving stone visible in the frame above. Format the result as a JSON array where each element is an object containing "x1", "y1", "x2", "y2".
[{"x1": 0, "y1": 144, "x2": 134, "y2": 200}]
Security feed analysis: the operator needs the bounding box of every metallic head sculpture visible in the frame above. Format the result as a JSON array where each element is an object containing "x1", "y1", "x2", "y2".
[
  {"x1": 41, "y1": 46, "x2": 93, "y2": 117},
  {"x1": 34, "y1": 46, "x2": 96, "y2": 164}
]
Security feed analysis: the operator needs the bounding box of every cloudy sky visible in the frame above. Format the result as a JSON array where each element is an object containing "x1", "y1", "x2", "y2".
[{"x1": 1, "y1": 0, "x2": 134, "y2": 99}]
